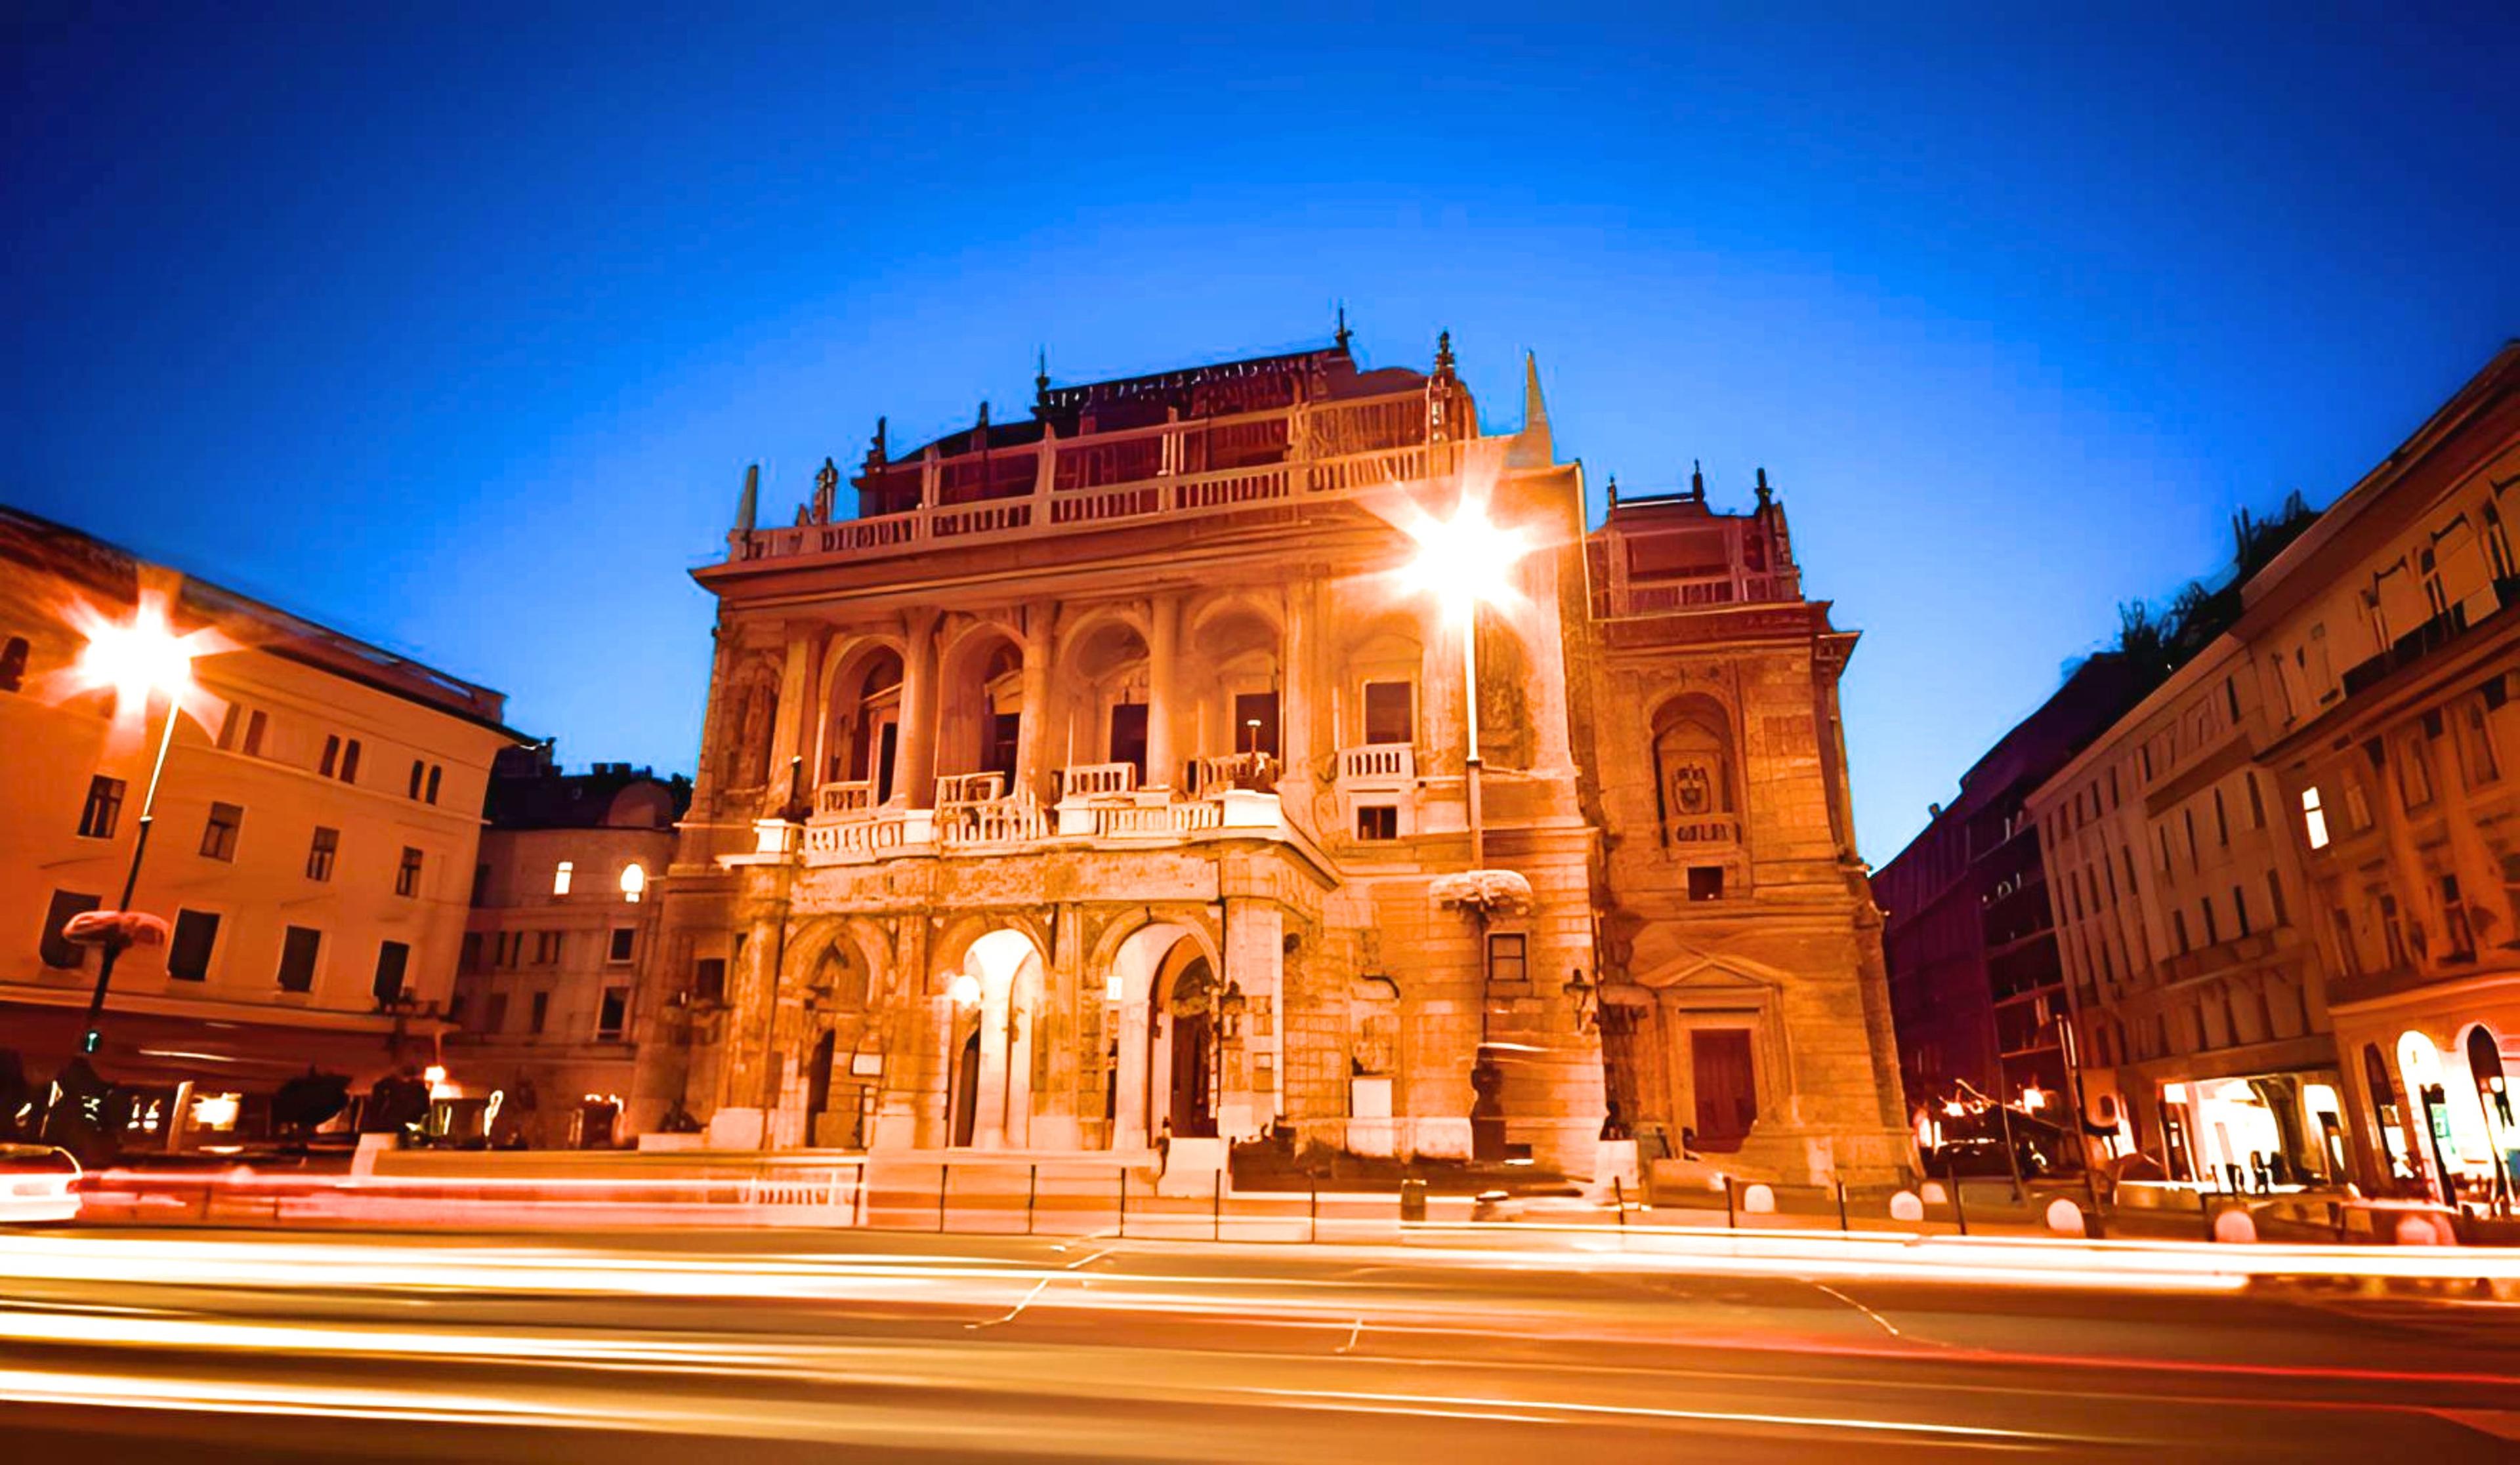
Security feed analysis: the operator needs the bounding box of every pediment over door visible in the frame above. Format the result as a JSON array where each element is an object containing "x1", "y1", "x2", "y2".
[{"x1": 1629, "y1": 953, "x2": 1791, "y2": 1004}]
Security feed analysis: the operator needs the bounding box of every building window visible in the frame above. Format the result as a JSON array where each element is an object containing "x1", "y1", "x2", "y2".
[
  {"x1": 2330, "y1": 909, "x2": 2359, "y2": 976},
  {"x1": 553, "y1": 860, "x2": 574, "y2": 896},
  {"x1": 2172, "y1": 909, "x2": 2190, "y2": 955},
  {"x1": 276, "y1": 926, "x2": 322, "y2": 993},
  {"x1": 597, "y1": 987, "x2": 629, "y2": 1040},
  {"x1": 2231, "y1": 885, "x2": 2250, "y2": 939},
  {"x1": 2462, "y1": 700, "x2": 2502, "y2": 785},
  {"x1": 528, "y1": 991, "x2": 549, "y2": 1035},
  {"x1": 2442, "y1": 876, "x2": 2476, "y2": 962},
  {"x1": 306, "y1": 825, "x2": 339, "y2": 881},
  {"x1": 2397, "y1": 735, "x2": 2434, "y2": 810},
  {"x1": 459, "y1": 931, "x2": 484, "y2": 974},
  {"x1": 167, "y1": 909, "x2": 219, "y2": 981},
  {"x1": 2213, "y1": 788, "x2": 2229, "y2": 846},
  {"x1": 483, "y1": 992, "x2": 509, "y2": 1035},
  {"x1": 2245, "y1": 773, "x2": 2267, "y2": 829},
  {"x1": 2300, "y1": 786, "x2": 2329, "y2": 850},
  {"x1": 2378, "y1": 894, "x2": 2406, "y2": 968},
  {"x1": 200, "y1": 802, "x2": 243, "y2": 861},
  {"x1": 1362, "y1": 680, "x2": 1414, "y2": 745},
  {"x1": 534, "y1": 930, "x2": 562, "y2": 966},
  {"x1": 320, "y1": 734, "x2": 340, "y2": 778},
  {"x1": 243, "y1": 709, "x2": 267, "y2": 757},
  {"x1": 1355, "y1": 804, "x2": 1399, "y2": 841},
  {"x1": 1486, "y1": 932, "x2": 1528, "y2": 987},
  {"x1": 620, "y1": 862, "x2": 646, "y2": 902},
  {"x1": 608, "y1": 928, "x2": 636, "y2": 964},
  {"x1": 408, "y1": 760, "x2": 425, "y2": 799},
  {"x1": 2266, "y1": 870, "x2": 2288, "y2": 928},
  {"x1": 395, "y1": 846, "x2": 423, "y2": 898},
  {"x1": 0, "y1": 634, "x2": 28, "y2": 691},
  {"x1": 693, "y1": 957, "x2": 726, "y2": 1004},
  {"x1": 472, "y1": 862, "x2": 491, "y2": 906},
  {"x1": 341, "y1": 737, "x2": 362, "y2": 783},
  {"x1": 425, "y1": 765, "x2": 442, "y2": 804},
  {"x1": 39, "y1": 890, "x2": 103, "y2": 969},
  {"x1": 1687, "y1": 865, "x2": 1725, "y2": 901},
  {"x1": 2200, "y1": 897, "x2": 2219, "y2": 947},
  {"x1": 373, "y1": 940, "x2": 410, "y2": 1004},
  {"x1": 77, "y1": 774, "x2": 126, "y2": 839}
]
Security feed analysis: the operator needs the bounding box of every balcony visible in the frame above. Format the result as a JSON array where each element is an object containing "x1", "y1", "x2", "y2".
[
  {"x1": 1592, "y1": 573, "x2": 1782, "y2": 619},
  {"x1": 797, "y1": 762, "x2": 1291, "y2": 868}
]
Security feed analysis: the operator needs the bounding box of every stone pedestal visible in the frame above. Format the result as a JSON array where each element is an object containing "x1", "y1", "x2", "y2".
[
  {"x1": 1411, "y1": 1117, "x2": 1473, "y2": 1161},
  {"x1": 1347, "y1": 1076, "x2": 1396, "y2": 1157},
  {"x1": 707, "y1": 1105, "x2": 770, "y2": 1150}
]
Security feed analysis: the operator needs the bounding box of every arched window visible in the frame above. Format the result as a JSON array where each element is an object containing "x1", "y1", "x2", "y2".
[
  {"x1": 619, "y1": 863, "x2": 646, "y2": 902},
  {"x1": 553, "y1": 860, "x2": 574, "y2": 896}
]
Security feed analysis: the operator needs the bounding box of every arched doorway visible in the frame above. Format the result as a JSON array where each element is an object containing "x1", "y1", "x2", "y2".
[
  {"x1": 1163, "y1": 957, "x2": 1219, "y2": 1139},
  {"x1": 949, "y1": 1027, "x2": 982, "y2": 1148}
]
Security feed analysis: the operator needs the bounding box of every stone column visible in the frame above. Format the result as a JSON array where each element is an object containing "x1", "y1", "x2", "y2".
[
  {"x1": 1221, "y1": 880, "x2": 1284, "y2": 1142},
  {"x1": 897, "y1": 608, "x2": 942, "y2": 808},
  {"x1": 709, "y1": 864, "x2": 795, "y2": 1147},
  {"x1": 973, "y1": 981, "x2": 1011, "y2": 1149},
  {"x1": 1114, "y1": 991, "x2": 1151, "y2": 1151},
  {"x1": 762, "y1": 628, "x2": 823, "y2": 816},
  {"x1": 1030, "y1": 906, "x2": 1085, "y2": 1149},
  {"x1": 1014, "y1": 601, "x2": 1055, "y2": 802},
  {"x1": 1146, "y1": 592, "x2": 1181, "y2": 789},
  {"x1": 1281, "y1": 579, "x2": 1318, "y2": 781}
]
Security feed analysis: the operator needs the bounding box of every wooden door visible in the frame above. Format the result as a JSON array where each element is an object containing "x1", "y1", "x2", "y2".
[{"x1": 1691, "y1": 1028, "x2": 1757, "y2": 1152}]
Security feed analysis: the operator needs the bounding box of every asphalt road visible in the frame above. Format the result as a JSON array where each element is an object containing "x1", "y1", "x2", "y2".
[{"x1": 2, "y1": 1225, "x2": 2516, "y2": 1462}]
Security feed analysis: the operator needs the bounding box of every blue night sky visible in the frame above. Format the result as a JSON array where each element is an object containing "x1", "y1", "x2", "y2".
[{"x1": 7, "y1": 5, "x2": 2513, "y2": 861}]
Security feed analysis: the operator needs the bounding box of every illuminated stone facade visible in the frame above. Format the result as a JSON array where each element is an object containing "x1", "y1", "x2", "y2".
[{"x1": 635, "y1": 335, "x2": 1910, "y2": 1184}]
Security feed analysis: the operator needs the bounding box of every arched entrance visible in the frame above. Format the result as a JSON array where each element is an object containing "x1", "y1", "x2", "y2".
[
  {"x1": 941, "y1": 928, "x2": 1043, "y2": 1149},
  {"x1": 1102, "y1": 922, "x2": 1221, "y2": 1151}
]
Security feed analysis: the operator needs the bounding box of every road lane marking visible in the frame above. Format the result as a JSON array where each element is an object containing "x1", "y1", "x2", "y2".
[
  {"x1": 966, "y1": 1276, "x2": 1053, "y2": 1331},
  {"x1": 1335, "y1": 1319, "x2": 1364, "y2": 1354},
  {"x1": 1242, "y1": 1385, "x2": 2093, "y2": 1446}
]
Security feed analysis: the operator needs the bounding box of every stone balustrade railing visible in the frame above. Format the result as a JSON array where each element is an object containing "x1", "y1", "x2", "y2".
[
  {"x1": 730, "y1": 428, "x2": 1467, "y2": 567},
  {"x1": 1337, "y1": 744, "x2": 1414, "y2": 782},
  {"x1": 816, "y1": 779, "x2": 876, "y2": 817},
  {"x1": 1059, "y1": 762, "x2": 1137, "y2": 798}
]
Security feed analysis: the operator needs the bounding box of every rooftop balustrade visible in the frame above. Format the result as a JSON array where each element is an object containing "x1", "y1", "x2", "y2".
[{"x1": 728, "y1": 393, "x2": 1466, "y2": 568}]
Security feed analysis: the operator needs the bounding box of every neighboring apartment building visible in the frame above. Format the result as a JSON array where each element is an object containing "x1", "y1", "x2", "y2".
[
  {"x1": 633, "y1": 332, "x2": 1910, "y2": 1184},
  {"x1": 2019, "y1": 341, "x2": 2520, "y2": 1203},
  {"x1": 2241, "y1": 343, "x2": 2520, "y2": 1203},
  {"x1": 0, "y1": 505, "x2": 514, "y2": 1146},
  {"x1": 446, "y1": 745, "x2": 688, "y2": 1148},
  {"x1": 2027, "y1": 635, "x2": 2343, "y2": 1189},
  {"x1": 1874, "y1": 656, "x2": 2147, "y2": 1118}
]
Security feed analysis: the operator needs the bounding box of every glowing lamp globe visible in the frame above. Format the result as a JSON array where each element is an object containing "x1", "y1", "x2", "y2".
[{"x1": 1404, "y1": 501, "x2": 1527, "y2": 615}]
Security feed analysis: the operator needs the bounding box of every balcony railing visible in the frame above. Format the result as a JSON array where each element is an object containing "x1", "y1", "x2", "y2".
[
  {"x1": 816, "y1": 779, "x2": 876, "y2": 817},
  {"x1": 1187, "y1": 751, "x2": 1279, "y2": 794},
  {"x1": 1093, "y1": 800, "x2": 1224, "y2": 838},
  {"x1": 937, "y1": 798, "x2": 1048, "y2": 849},
  {"x1": 731, "y1": 434, "x2": 1467, "y2": 567},
  {"x1": 1338, "y1": 744, "x2": 1415, "y2": 783},
  {"x1": 935, "y1": 771, "x2": 1007, "y2": 806},
  {"x1": 1059, "y1": 762, "x2": 1138, "y2": 798},
  {"x1": 1593, "y1": 574, "x2": 1781, "y2": 619}
]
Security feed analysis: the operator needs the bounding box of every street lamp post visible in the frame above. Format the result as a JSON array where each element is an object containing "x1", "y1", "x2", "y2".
[
  {"x1": 1403, "y1": 494, "x2": 1526, "y2": 871},
  {"x1": 68, "y1": 599, "x2": 201, "y2": 1062}
]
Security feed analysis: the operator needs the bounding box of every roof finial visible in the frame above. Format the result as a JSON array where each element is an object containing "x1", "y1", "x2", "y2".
[
  {"x1": 869, "y1": 415, "x2": 888, "y2": 468},
  {"x1": 1034, "y1": 348, "x2": 1051, "y2": 411},
  {"x1": 976, "y1": 399, "x2": 990, "y2": 432},
  {"x1": 1334, "y1": 302, "x2": 1352, "y2": 352},
  {"x1": 1755, "y1": 466, "x2": 1773, "y2": 508},
  {"x1": 1606, "y1": 472, "x2": 1620, "y2": 508},
  {"x1": 1434, "y1": 328, "x2": 1455, "y2": 375},
  {"x1": 1690, "y1": 459, "x2": 1705, "y2": 501},
  {"x1": 736, "y1": 463, "x2": 760, "y2": 534},
  {"x1": 813, "y1": 457, "x2": 839, "y2": 524}
]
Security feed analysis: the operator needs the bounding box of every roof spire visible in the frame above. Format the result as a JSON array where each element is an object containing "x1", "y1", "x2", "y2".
[
  {"x1": 868, "y1": 415, "x2": 888, "y2": 469},
  {"x1": 1433, "y1": 328, "x2": 1455, "y2": 376},
  {"x1": 1606, "y1": 472, "x2": 1620, "y2": 508},
  {"x1": 1034, "y1": 348, "x2": 1051, "y2": 412},
  {"x1": 736, "y1": 463, "x2": 759, "y2": 534},
  {"x1": 1508, "y1": 350, "x2": 1554, "y2": 468},
  {"x1": 1334, "y1": 302, "x2": 1353, "y2": 352},
  {"x1": 1755, "y1": 466, "x2": 1773, "y2": 508},
  {"x1": 1690, "y1": 459, "x2": 1705, "y2": 501}
]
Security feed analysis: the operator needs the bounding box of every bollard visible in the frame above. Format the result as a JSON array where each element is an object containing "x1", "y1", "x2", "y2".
[
  {"x1": 1117, "y1": 1166, "x2": 1127, "y2": 1239},
  {"x1": 1952, "y1": 1177, "x2": 1969, "y2": 1236},
  {"x1": 1026, "y1": 1163, "x2": 1038, "y2": 1236},
  {"x1": 1614, "y1": 1175, "x2": 1627, "y2": 1229},
  {"x1": 2200, "y1": 1191, "x2": 2217, "y2": 1243},
  {"x1": 1723, "y1": 1176, "x2": 1738, "y2": 1230},
  {"x1": 1213, "y1": 1168, "x2": 1223, "y2": 1242},
  {"x1": 852, "y1": 1163, "x2": 868, "y2": 1228},
  {"x1": 938, "y1": 1165, "x2": 950, "y2": 1233},
  {"x1": 1836, "y1": 1180, "x2": 1850, "y2": 1232},
  {"x1": 1399, "y1": 1177, "x2": 1427, "y2": 1223},
  {"x1": 1310, "y1": 1186, "x2": 1318, "y2": 1244}
]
